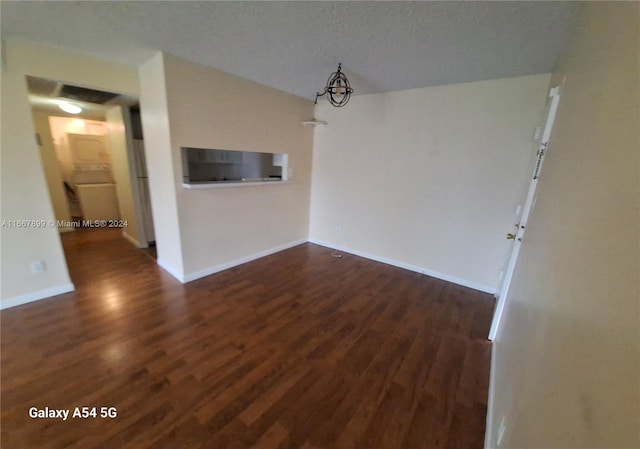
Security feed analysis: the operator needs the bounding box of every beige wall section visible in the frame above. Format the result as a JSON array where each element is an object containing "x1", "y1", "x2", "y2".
[
  {"x1": 138, "y1": 53, "x2": 184, "y2": 277},
  {"x1": 31, "y1": 110, "x2": 72, "y2": 228},
  {"x1": 0, "y1": 39, "x2": 139, "y2": 305},
  {"x1": 486, "y1": 4, "x2": 639, "y2": 448},
  {"x1": 160, "y1": 53, "x2": 314, "y2": 278},
  {"x1": 106, "y1": 106, "x2": 142, "y2": 247},
  {"x1": 309, "y1": 74, "x2": 550, "y2": 292}
]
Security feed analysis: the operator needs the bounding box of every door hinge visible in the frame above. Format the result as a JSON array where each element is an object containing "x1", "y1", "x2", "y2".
[{"x1": 533, "y1": 143, "x2": 547, "y2": 180}]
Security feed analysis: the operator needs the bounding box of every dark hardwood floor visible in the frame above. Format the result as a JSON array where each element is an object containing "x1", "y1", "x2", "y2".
[{"x1": 1, "y1": 228, "x2": 494, "y2": 449}]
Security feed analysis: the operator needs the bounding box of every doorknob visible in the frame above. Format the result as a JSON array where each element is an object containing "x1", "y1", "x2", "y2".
[{"x1": 506, "y1": 233, "x2": 517, "y2": 240}]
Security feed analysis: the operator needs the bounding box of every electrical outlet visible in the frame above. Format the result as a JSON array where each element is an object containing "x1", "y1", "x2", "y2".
[
  {"x1": 497, "y1": 416, "x2": 507, "y2": 447},
  {"x1": 30, "y1": 260, "x2": 47, "y2": 274}
]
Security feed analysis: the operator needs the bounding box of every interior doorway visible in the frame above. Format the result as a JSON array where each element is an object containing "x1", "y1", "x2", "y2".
[{"x1": 27, "y1": 76, "x2": 157, "y2": 270}]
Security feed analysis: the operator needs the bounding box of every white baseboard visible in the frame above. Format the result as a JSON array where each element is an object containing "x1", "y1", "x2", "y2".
[
  {"x1": 122, "y1": 231, "x2": 145, "y2": 248},
  {"x1": 485, "y1": 344, "x2": 498, "y2": 449},
  {"x1": 182, "y1": 239, "x2": 308, "y2": 283},
  {"x1": 0, "y1": 282, "x2": 75, "y2": 310},
  {"x1": 157, "y1": 258, "x2": 185, "y2": 283},
  {"x1": 308, "y1": 238, "x2": 497, "y2": 294}
]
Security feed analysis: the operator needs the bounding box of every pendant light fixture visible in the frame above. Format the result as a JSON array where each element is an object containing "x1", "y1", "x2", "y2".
[{"x1": 314, "y1": 63, "x2": 354, "y2": 107}]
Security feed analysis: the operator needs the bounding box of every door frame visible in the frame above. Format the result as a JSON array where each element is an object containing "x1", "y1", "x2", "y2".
[
  {"x1": 107, "y1": 105, "x2": 152, "y2": 248},
  {"x1": 488, "y1": 86, "x2": 561, "y2": 341}
]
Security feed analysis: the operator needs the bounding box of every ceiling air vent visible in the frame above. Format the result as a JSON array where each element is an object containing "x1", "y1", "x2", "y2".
[{"x1": 59, "y1": 84, "x2": 119, "y2": 104}]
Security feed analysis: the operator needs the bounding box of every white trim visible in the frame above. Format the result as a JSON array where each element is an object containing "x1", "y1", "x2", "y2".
[
  {"x1": 122, "y1": 231, "x2": 146, "y2": 248},
  {"x1": 308, "y1": 238, "x2": 497, "y2": 294},
  {"x1": 157, "y1": 258, "x2": 185, "y2": 283},
  {"x1": 183, "y1": 181, "x2": 293, "y2": 189},
  {"x1": 485, "y1": 345, "x2": 498, "y2": 449},
  {"x1": 182, "y1": 239, "x2": 308, "y2": 283},
  {"x1": 0, "y1": 282, "x2": 75, "y2": 310}
]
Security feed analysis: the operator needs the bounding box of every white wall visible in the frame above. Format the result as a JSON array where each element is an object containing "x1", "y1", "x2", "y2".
[
  {"x1": 309, "y1": 74, "x2": 550, "y2": 292},
  {"x1": 486, "y1": 4, "x2": 639, "y2": 448},
  {"x1": 139, "y1": 52, "x2": 314, "y2": 281},
  {"x1": 138, "y1": 53, "x2": 185, "y2": 278},
  {"x1": 0, "y1": 39, "x2": 139, "y2": 307}
]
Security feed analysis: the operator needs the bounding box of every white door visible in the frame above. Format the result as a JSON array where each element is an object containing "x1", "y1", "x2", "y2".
[{"x1": 488, "y1": 86, "x2": 561, "y2": 341}]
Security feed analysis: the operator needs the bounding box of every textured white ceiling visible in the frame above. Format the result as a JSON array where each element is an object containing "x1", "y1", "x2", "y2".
[{"x1": 1, "y1": 1, "x2": 580, "y2": 100}]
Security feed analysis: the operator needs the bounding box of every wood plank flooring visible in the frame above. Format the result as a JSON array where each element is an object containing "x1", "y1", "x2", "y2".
[{"x1": 1, "y1": 228, "x2": 494, "y2": 449}]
